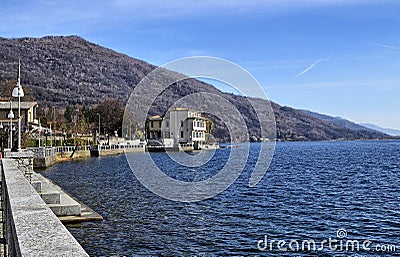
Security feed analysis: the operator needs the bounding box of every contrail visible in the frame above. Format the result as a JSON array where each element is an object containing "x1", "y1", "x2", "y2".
[
  {"x1": 372, "y1": 42, "x2": 400, "y2": 51},
  {"x1": 294, "y1": 54, "x2": 332, "y2": 79}
]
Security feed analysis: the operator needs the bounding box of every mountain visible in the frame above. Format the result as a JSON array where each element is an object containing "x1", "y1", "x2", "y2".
[
  {"x1": 273, "y1": 106, "x2": 388, "y2": 141},
  {"x1": 360, "y1": 123, "x2": 400, "y2": 136},
  {"x1": 0, "y1": 36, "x2": 391, "y2": 141},
  {"x1": 0, "y1": 36, "x2": 153, "y2": 106},
  {"x1": 302, "y1": 110, "x2": 382, "y2": 133}
]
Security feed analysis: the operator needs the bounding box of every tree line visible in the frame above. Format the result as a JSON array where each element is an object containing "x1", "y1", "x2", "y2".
[
  {"x1": 1, "y1": 79, "x2": 126, "y2": 148},
  {"x1": 39, "y1": 99, "x2": 124, "y2": 137}
]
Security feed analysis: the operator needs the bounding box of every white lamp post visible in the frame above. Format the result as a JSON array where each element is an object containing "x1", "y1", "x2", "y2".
[
  {"x1": 38, "y1": 123, "x2": 42, "y2": 147},
  {"x1": 97, "y1": 113, "x2": 101, "y2": 142},
  {"x1": 0, "y1": 122, "x2": 3, "y2": 151},
  {"x1": 12, "y1": 59, "x2": 24, "y2": 151},
  {"x1": 8, "y1": 101, "x2": 14, "y2": 149},
  {"x1": 49, "y1": 125, "x2": 52, "y2": 147}
]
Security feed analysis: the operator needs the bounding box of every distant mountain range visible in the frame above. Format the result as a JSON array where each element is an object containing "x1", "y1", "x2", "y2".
[
  {"x1": 302, "y1": 110, "x2": 380, "y2": 132},
  {"x1": 0, "y1": 36, "x2": 392, "y2": 141},
  {"x1": 304, "y1": 110, "x2": 400, "y2": 137},
  {"x1": 360, "y1": 123, "x2": 400, "y2": 136}
]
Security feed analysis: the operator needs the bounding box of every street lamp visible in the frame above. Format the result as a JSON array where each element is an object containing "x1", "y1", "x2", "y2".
[
  {"x1": 49, "y1": 126, "x2": 52, "y2": 147},
  {"x1": 12, "y1": 59, "x2": 24, "y2": 151},
  {"x1": 0, "y1": 122, "x2": 3, "y2": 151},
  {"x1": 63, "y1": 131, "x2": 66, "y2": 146},
  {"x1": 8, "y1": 101, "x2": 14, "y2": 149},
  {"x1": 38, "y1": 124, "x2": 42, "y2": 147},
  {"x1": 97, "y1": 113, "x2": 101, "y2": 142},
  {"x1": 44, "y1": 130, "x2": 49, "y2": 146}
]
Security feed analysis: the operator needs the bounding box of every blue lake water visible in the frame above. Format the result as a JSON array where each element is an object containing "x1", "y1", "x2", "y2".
[{"x1": 41, "y1": 140, "x2": 400, "y2": 256}]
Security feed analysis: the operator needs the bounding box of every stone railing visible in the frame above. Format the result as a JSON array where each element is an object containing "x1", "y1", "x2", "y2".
[
  {"x1": 96, "y1": 144, "x2": 144, "y2": 151},
  {"x1": 1, "y1": 159, "x2": 88, "y2": 256},
  {"x1": 55, "y1": 146, "x2": 91, "y2": 153},
  {"x1": 27, "y1": 147, "x2": 56, "y2": 158}
]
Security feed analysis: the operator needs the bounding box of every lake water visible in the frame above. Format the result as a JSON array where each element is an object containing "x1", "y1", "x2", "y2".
[{"x1": 41, "y1": 140, "x2": 400, "y2": 256}]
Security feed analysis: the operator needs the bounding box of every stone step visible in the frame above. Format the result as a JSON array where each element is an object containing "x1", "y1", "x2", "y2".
[
  {"x1": 31, "y1": 180, "x2": 42, "y2": 192},
  {"x1": 32, "y1": 173, "x2": 61, "y2": 204},
  {"x1": 39, "y1": 191, "x2": 61, "y2": 204},
  {"x1": 48, "y1": 193, "x2": 81, "y2": 216},
  {"x1": 32, "y1": 172, "x2": 81, "y2": 216}
]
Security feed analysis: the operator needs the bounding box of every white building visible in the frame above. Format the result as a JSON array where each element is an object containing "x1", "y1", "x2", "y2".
[{"x1": 146, "y1": 108, "x2": 208, "y2": 149}]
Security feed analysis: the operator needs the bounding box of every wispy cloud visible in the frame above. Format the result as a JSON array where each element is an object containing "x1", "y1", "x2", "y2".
[
  {"x1": 113, "y1": 0, "x2": 392, "y2": 11},
  {"x1": 294, "y1": 54, "x2": 332, "y2": 78},
  {"x1": 0, "y1": 0, "x2": 396, "y2": 37},
  {"x1": 371, "y1": 42, "x2": 400, "y2": 51}
]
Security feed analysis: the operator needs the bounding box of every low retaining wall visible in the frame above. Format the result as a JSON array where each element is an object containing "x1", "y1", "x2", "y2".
[
  {"x1": 90, "y1": 144, "x2": 145, "y2": 157},
  {"x1": 33, "y1": 155, "x2": 57, "y2": 168},
  {"x1": 27, "y1": 147, "x2": 58, "y2": 168},
  {"x1": 1, "y1": 159, "x2": 88, "y2": 257},
  {"x1": 56, "y1": 150, "x2": 91, "y2": 159}
]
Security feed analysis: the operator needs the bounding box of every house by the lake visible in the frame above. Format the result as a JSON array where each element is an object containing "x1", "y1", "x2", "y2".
[{"x1": 145, "y1": 108, "x2": 210, "y2": 150}]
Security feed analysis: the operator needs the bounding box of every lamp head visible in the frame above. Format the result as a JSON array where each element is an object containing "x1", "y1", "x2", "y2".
[
  {"x1": 12, "y1": 59, "x2": 25, "y2": 97},
  {"x1": 8, "y1": 110, "x2": 14, "y2": 119},
  {"x1": 12, "y1": 83, "x2": 24, "y2": 97}
]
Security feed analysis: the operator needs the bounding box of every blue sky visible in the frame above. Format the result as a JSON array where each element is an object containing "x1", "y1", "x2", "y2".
[{"x1": 1, "y1": 0, "x2": 400, "y2": 129}]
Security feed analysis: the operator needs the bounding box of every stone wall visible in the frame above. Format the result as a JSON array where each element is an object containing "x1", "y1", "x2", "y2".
[
  {"x1": 1, "y1": 159, "x2": 88, "y2": 256},
  {"x1": 56, "y1": 150, "x2": 91, "y2": 159},
  {"x1": 33, "y1": 155, "x2": 57, "y2": 168}
]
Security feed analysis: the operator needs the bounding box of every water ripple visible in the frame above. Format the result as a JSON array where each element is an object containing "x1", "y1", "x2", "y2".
[{"x1": 41, "y1": 140, "x2": 400, "y2": 256}]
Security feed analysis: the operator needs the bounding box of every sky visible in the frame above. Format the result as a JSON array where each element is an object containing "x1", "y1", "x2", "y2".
[{"x1": 1, "y1": 0, "x2": 400, "y2": 129}]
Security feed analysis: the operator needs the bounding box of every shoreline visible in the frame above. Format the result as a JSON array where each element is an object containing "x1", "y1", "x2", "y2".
[{"x1": 47, "y1": 138, "x2": 400, "y2": 167}]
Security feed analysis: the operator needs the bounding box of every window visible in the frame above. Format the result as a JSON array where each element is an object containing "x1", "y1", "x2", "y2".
[
  {"x1": 181, "y1": 131, "x2": 184, "y2": 138},
  {"x1": 166, "y1": 121, "x2": 169, "y2": 128},
  {"x1": 150, "y1": 121, "x2": 153, "y2": 128}
]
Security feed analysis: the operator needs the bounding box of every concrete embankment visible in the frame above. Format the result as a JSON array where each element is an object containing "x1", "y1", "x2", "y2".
[
  {"x1": 28, "y1": 144, "x2": 145, "y2": 168},
  {"x1": 1, "y1": 159, "x2": 89, "y2": 256},
  {"x1": 88, "y1": 144, "x2": 145, "y2": 157}
]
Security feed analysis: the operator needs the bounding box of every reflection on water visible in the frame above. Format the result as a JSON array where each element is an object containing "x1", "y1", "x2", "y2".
[{"x1": 41, "y1": 141, "x2": 400, "y2": 256}]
